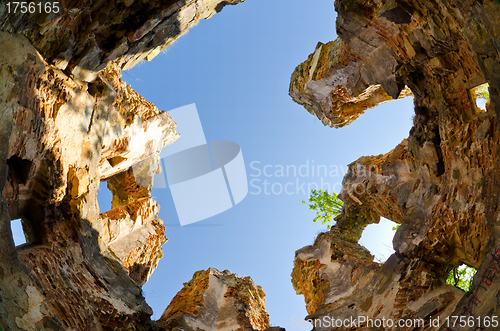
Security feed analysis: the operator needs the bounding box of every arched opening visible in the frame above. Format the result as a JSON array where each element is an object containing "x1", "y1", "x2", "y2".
[
  {"x1": 446, "y1": 263, "x2": 477, "y2": 292},
  {"x1": 359, "y1": 217, "x2": 398, "y2": 262}
]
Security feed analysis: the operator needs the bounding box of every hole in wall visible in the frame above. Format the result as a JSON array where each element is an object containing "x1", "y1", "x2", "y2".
[
  {"x1": 473, "y1": 83, "x2": 490, "y2": 111},
  {"x1": 108, "y1": 156, "x2": 127, "y2": 167},
  {"x1": 359, "y1": 217, "x2": 398, "y2": 262},
  {"x1": 98, "y1": 181, "x2": 113, "y2": 212},
  {"x1": 446, "y1": 263, "x2": 477, "y2": 292},
  {"x1": 7, "y1": 155, "x2": 33, "y2": 185},
  {"x1": 11, "y1": 218, "x2": 27, "y2": 246}
]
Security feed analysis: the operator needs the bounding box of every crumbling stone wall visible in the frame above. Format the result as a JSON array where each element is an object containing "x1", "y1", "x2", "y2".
[
  {"x1": 0, "y1": 1, "x2": 266, "y2": 330},
  {"x1": 290, "y1": 0, "x2": 500, "y2": 330},
  {"x1": 0, "y1": 0, "x2": 244, "y2": 81},
  {"x1": 0, "y1": 28, "x2": 163, "y2": 331},
  {"x1": 157, "y1": 268, "x2": 271, "y2": 331}
]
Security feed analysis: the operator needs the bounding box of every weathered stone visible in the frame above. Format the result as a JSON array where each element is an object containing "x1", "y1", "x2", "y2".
[
  {"x1": 0, "y1": 1, "x2": 280, "y2": 330},
  {"x1": 157, "y1": 268, "x2": 271, "y2": 331},
  {"x1": 96, "y1": 66, "x2": 179, "y2": 181},
  {"x1": 0, "y1": 0, "x2": 245, "y2": 82},
  {"x1": 0, "y1": 29, "x2": 175, "y2": 330},
  {"x1": 100, "y1": 197, "x2": 167, "y2": 286},
  {"x1": 291, "y1": 0, "x2": 500, "y2": 329}
]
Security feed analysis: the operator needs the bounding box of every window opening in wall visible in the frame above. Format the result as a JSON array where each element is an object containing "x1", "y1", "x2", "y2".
[
  {"x1": 474, "y1": 83, "x2": 490, "y2": 111},
  {"x1": 446, "y1": 263, "x2": 477, "y2": 292},
  {"x1": 359, "y1": 217, "x2": 398, "y2": 263},
  {"x1": 11, "y1": 218, "x2": 27, "y2": 246},
  {"x1": 98, "y1": 180, "x2": 113, "y2": 213},
  {"x1": 7, "y1": 155, "x2": 33, "y2": 185}
]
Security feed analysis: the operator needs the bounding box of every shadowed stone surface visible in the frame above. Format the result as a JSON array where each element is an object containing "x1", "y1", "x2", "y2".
[
  {"x1": 0, "y1": 1, "x2": 275, "y2": 330},
  {"x1": 291, "y1": 0, "x2": 500, "y2": 330},
  {"x1": 0, "y1": 0, "x2": 244, "y2": 81}
]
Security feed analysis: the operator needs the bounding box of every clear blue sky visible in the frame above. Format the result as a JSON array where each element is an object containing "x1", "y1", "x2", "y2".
[{"x1": 96, "y1": 0, "x2": 414, "y2": 328}]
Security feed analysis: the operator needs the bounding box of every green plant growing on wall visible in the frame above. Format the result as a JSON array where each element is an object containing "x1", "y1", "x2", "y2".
[
  {"x1": 390, "y1": 229, "x2": 476, "y2": 291},
  {"x1": 446, "y1": 264, "x2": 476, "y2": 292},
  {"x1": 303, "y1": 189, "x2": 343, "y2": 229}
]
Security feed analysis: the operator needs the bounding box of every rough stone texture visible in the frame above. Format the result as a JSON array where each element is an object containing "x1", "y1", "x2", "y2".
[
  {"x1": 97, "y1": 66, "x2": 179, "y2": 181},
  {"x1": 157, "y1": 268, "x2": 271, "y2": 331},
  {"x1": 290, "y1": 39, "x2": 413, "y2": 128},
  {"x1": 0, "y1": 1, "x2": 281, "y2": 330},
  {"x1": 100, "y1": 197, "x2": 167, "y2": 286},
  {"x1": 291, "y1": 0, "x2": 500, "y2": 330},
  {"x1": 0, "y1": 0, "x2": 245, "y2": 82},
  {"x1": 0, "y1": 30, "x2": 167, "y2": 330}
]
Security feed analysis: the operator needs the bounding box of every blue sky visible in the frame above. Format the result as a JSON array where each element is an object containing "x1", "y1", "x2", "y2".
[{"x1": 96, "y1": 0, "x2": 414, "y2": 329}]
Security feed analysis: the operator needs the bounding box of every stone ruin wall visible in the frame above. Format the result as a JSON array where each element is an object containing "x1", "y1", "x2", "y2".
[
  {"x1": 0, "y1": 1, "x2": 275, "y2": 330},
  {"x1": 2, "y1": 0, "x2": 500, "y2": 330},
  {"x1": 290, "y1": 0, "x2": 500, "y2": 330}
]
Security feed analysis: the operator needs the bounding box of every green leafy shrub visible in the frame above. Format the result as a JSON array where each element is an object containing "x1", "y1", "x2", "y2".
[
  {"x1": 446, "y1": 264, "x2": 476, "y2": 292},
  {"x1": 302, "y1": 189, "x2": 343, "y2": 229},
  {"x1": 475, "y1": 83, "x2": 490, "y2": 102}
]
